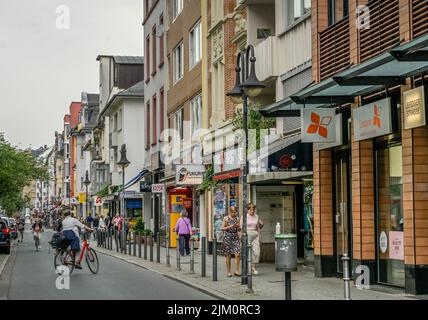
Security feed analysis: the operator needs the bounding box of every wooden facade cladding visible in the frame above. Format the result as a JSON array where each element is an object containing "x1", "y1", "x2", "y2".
[
  {"x1": 359, "y1": 0, "x2": 400, "y2": 62},
  {"x1": 319, "y1": 16, "x2": 350, "y2": 80},
  {"x1": 412, "y1": 0, "x2": 428, "y2": 39}
]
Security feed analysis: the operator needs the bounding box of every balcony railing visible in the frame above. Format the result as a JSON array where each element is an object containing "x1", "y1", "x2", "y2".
[
  {"x1": 359, "y1": 0, "x2": 400, "y2": 62},
  {"x1": 255, "y1": 36, "x2": 276, "y2": 82},
  {"x1": 412, "y1": 0, "x2": 428, "y2": 39},
  {"x1": 319, "y1": 16, "x2": 350, "y2": 80},
  {"x1": 109, "y1": 131, "x2": 118, "y2": 149}
]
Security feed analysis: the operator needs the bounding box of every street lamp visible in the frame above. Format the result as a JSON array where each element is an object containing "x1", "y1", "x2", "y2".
[
  {"x1": 117, "y1": 144, "x2": 130, "y2": 252},
  {"x1": 83, "y1": 170, "x2": 91, "y2": 219},
  {"x1": 227, "y1": 44, "x2": 265, "y2": 285}
]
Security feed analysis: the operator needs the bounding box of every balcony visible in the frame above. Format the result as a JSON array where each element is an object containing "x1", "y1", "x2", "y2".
[
  {"x1": 255, "y1": 36, "x2": 277, "y2": 82},
  {"x1": 109, "y1": 131, "x2": 118, "y2": 149},
  {"x1": 91, "y1": 147, "x2": 102, "y2": 162},
  {"x1": 319, "y1": 16, "x2": 350, "y2": 80},
  {"x1": 359, "y1": 0, "x2": 400, "y2": 62},
  {"x1": 412, "y1": 0, "x2": 428, "y2": 39}
]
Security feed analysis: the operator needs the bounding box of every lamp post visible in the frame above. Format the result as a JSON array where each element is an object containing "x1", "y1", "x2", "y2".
[
  {"x1": 227, "y1": 44, "x2": 265, "y2": 285},
  {"x1": 117, "y1": 144, "x2": 130, "y2": 252},
  {"x1": 83, "y1": 170, "x2": 91, "y2": 219}
]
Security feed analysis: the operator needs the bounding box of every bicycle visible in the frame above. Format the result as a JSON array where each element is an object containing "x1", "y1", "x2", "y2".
[
  {"x1": 33, "y1": 230, "x2": 42, "y2": 251},
  {"x1": 54, "y1": 230, "x2": 99, "y2": 275}
]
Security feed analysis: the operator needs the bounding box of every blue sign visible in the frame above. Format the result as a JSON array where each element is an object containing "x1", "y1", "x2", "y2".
[{"x1": 126, "y1": 199, "x2": 142, "y2": 209}]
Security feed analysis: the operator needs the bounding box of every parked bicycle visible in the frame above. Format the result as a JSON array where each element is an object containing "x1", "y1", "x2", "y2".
[{"x1": 53, "y1": 230, "x2": 99, "y2": 275}]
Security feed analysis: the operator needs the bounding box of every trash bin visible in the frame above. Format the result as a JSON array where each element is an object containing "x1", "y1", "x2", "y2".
[{"x1": 275, "y1": 234, "x2": 297, "y2": 272}]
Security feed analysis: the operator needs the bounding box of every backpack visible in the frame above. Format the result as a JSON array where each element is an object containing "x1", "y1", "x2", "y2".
[{"x1": 50, "y1": 232, "x2": 68, "y2": 249}]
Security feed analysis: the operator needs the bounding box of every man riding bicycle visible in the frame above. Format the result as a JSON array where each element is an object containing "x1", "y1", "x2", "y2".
[
  {"x1": 32, "y1": 218, "x2": 44, "y2": 250},
  {"x1": 62, "y1": 210, "x2": 94, "y2": 269}
]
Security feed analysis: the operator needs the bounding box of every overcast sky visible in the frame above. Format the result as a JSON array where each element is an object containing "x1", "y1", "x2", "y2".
[{"x1": 0, "y1": 0, "x2": 143, "y2": 149}]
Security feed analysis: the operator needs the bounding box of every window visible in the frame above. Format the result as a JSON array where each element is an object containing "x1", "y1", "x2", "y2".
[
  {"x1": 173, "y1": 0, "x2": 183, "y2": 20},
  {"x1": 118, "y1": 109, "x2": 122, "y2": 131},
  {"x1": 284, "y1": 0, "x2": 311, "y2": 27},
  {"x1": 152, "y1": 25, "x2": 157, "y2": 75},
  {"x1": 146, "y1": 35, "x2": 150, "y2": 81},
  {"x1": 160, "y1": 88, "x2": 165, "y2": 137},
  {"x1": 173, "y1": 42, "x2": 184, "y2": 83},
  {"x1": 146, "y1": 101, "x2": 151, "y2": 148},
  {"x1": 152, "y1": 94, "x2": 157, "y2": 145},
  {"x1": 189, "y1": 21, "x2": 202, "y2": 68},
  {"x1": 173, "y1": 107, "x2": 184, "y2": 141},
  {"x1": 114, "y1": 113, "x2": 118, "y2": 131},
  {"x1": 328, "y1": 0, "x2": 349, "y2": 26},
  {"x1": 190, "y1": 94, "x2": 202, "y2": 134},
  {"x1": 159, "y1": 15, "x2": 164, "y2": 66}
]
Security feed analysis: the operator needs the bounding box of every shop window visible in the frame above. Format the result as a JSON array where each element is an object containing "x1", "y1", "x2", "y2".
[{"x1": 376, "y1": 144, "x2": 404, "y2": 287}]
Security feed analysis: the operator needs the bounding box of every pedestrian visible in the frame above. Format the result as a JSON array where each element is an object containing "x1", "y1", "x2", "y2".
[
  {"x1": 112, "y1": 213, "x2": 120, "y2": 232},
  {"x1": 240, "y1": 203, "x2": 264, "y2": 275},
  {"x1": 105, "y1": 215, "x2": 111, "y2": 230},
  {"x1": 93, "y1": 214, "x2": 100, "y2": 240},
  {"x1": 174, "y1": 208, "x2": 192, "y2": 256},
  {"x1": 86, "y1": 214, "x2": 93, "y2": 228},
  {"x1": 98, "y1": 215, "x2": 106, "y2": 230},
  {"x1": 221, "y1": 206, "x2": 241, "y2": 277}
]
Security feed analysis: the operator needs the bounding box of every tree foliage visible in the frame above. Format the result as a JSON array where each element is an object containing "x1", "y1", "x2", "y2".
[{"x1": 0, "y1": 134, "x2": 48, "y2": 215}]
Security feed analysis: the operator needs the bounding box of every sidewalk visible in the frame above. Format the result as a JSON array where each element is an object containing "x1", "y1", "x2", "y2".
[{"x1": 93, "y1": 237, "x2": 416, "y2": 300}]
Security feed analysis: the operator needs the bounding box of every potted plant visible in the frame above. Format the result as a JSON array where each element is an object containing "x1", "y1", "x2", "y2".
[{"x1": 133, "y1": 218, "x2": 145, "y2": 243}]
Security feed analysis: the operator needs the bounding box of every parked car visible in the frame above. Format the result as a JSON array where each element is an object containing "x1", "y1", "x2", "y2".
[{"x1": 0, "y1": 218, "x2": 11, "y2": 254}]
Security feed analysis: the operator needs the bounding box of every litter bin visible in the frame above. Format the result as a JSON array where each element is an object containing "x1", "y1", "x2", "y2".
[{"x1": 275, "y1": 234, "x2": 297, "y2": 272}]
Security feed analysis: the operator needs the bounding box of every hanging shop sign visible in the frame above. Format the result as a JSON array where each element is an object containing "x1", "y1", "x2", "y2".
[
  {"x1": 139, "y1": 182, "x2": 152, "y2": 193},
  {"x1": 151, "y1": 183, "x2": 165, "y2": 193},
  {"x1": 353, "y1": 97, "x2": 392, "y2": 141},
  {"x1": 301, "y1": 108, "x2": 337, "y2": 143},
  {"x1": 403, "y1": 86, "x2": 426, "y2": 130},
  {"x1": 314, "y1": 114, "x2": 344, "y2": 151},
  {"x1": 176, "y1": 165, "x2": 205, "y2": 185},
  {"x1": 389, "y1": 231, "x2": 404, "y2": 260},
  {"x1": 78, "y1": 193, "x2": 86, "y2": 204},
  {"x1": 94, "y1": 196, "x2": 103, "y2": 207}
]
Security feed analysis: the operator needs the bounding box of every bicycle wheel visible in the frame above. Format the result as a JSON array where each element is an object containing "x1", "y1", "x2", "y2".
[
  {"x1": 54, "y1": 251, "x2": 75, "y2": 275},
  {"x1": 85, "y1": 248, "x2": 99, "y2": 274}
]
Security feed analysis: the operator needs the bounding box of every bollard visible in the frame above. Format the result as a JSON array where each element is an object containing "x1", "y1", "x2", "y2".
[
  {"x1": 156, "y1": 232, "x2": 161, "y2": 263},
  {"x1": 285, "y1": 272, "x2": 291, "y2": 300},
  {"x1": 176, "y1": 235, "x2": 181, "y2": 271},
  {"x1": 166, "y1": 234, "x2": 170, "y2": 267},
  {"x1": 138, "y1": 234, "x2": 142, "y2": 258},
  {"x1": 102, "y1": 230, "x2": 106, "y2": 248},
  {"x1": 201, "y1": 236, "x2": 206, "y2": 277},
  {"x1": 96, "y1": 230, "x2": 100, "y2": 247},
  {"x1": 115, "y1": 230, "x2": 119, "y2": 253},
  {"x1": 246, "y1": 243, "x2": 254, "y2": 293},
  {"x1": 190, "y1": 237, "x2": 195, "y2": 274},
  {"x1": 213, "y1": 238, "x2": 217, "y2": 281},
  {"x1": 150, "y1": 235, "x2": 154, "y2": 262},
  {"x1": 133, "y1": 232, "x2": 137, "y2": 256},
  {"x1": 128, "y1": 232, "x2": 132, "y2": 255},
  {"x1": 109, "y1": 229, "x2": 112, "y2": 250},
  {"x1": 144, "y1": 235, "x2": 148, "y2": 260},
  {"x1": 342, "y1": 253, "x2": 351, "y2": 300}
]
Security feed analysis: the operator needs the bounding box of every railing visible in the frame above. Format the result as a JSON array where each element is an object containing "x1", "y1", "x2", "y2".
[
  {"x1": 359, "y1": 0, "x2": 400, "y2": 62},
  {"x1": 412, "y1": 0, "x2": 428, "y2": 39},
  {"x1": 109, "y1": 132, "x2": 118, "y2": 148},
  {"x1": 319, "y1": 16, "x2": 350, "y2": 80},
  {"x1": 255, "y1": 36, "x2": 276, "y2": 82}
]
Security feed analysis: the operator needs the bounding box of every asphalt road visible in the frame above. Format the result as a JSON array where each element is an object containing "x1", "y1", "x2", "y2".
[{"x1": 0, "y1": 227, "x2": 214, "y2": 300}]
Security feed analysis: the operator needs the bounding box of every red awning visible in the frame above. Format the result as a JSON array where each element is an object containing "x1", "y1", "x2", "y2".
[{"x1": 213, "y1": 170, "x2": 241, "y2": 181}]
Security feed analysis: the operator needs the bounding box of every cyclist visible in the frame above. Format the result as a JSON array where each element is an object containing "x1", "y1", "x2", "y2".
[
  {"x1": 62, "y1": 210, "x2": 94, "y2": 269},
  {"x1": 32, "y1": 218, "x2": 44, "y2": 250}
]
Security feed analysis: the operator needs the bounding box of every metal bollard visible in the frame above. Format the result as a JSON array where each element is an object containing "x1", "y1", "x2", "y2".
[
  {"x1": 176, "y1": 235, "x2": 181, "y2": 271},
  {"x1": 201, "y1": 237, "x2": 206, "y2": 277},
  {"x1": 342, "y1": 253, "x2": 351, "y2": 300},
  {"x1": 166, "y1": 234, "x2": 170, "y2": 267},
  {"x1": 115, "y1": 230, "x2": 119, "y2": 253},
  {"x1": 128, "y1": 233, "x2": 132, "y2": 255},
  {"x1": 246, "y1": 243, "x2": 254, "y2": 294},
  {"x1": 190, "y1": 237, "x2": 195, "y2": 274},
  {"x1": 150, "y1": 235, "x2": 154, "y2": 262},
  {"x1": 102, "y1": 230, "x2": 106, "y2": 248},
  {"x1": 138, "y1": 234, "x2": 142, "y2": 258},
  {"x1": 213, "y1": 238, "x2": 217, "y2": 281},
  {"x1": 133, "y1": 232, "x2": 136, "y2": 256},
  {"x1": 109, "y1": 229, "x2": 112, "y2": 250},
  {"x1": 96, "y1": 230, "x2": 100, "y2": 247},
  {"x1": 144, "y1": 235, "x2": 148, "y2": 260},
  {"x1": 285, "y1": 272, "x2": 291, "y2": 300},
  {"x1": 156, "y1": 232, "x2": 161, "y2": 263}
]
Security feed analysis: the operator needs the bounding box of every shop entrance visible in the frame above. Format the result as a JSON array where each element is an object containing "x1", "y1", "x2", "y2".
[{"x1": 334, "y1": 152, "x2": 351, "y2": 274}]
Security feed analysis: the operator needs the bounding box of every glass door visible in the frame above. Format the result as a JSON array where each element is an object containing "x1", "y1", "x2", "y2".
[{"x1": 335, "y1": 154, "x2": 351, "y2": 274}]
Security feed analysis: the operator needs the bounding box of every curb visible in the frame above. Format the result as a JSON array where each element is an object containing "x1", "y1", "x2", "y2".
[{"x1": 96, "y1": 248, "x2": 229, "y2": 300}]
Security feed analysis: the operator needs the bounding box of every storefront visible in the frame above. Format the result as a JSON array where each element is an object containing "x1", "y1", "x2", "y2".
[{"x1": 261, "y1": 34, "x2": 428, "y2": 294}]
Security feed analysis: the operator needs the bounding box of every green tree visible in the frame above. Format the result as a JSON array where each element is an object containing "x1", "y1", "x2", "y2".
[
  {"x1": 0, "y1": 134, "x2": 48, "y2": 215},
  {"x1": 231, "y1": 104, "x2": 276, "y2": 154}
]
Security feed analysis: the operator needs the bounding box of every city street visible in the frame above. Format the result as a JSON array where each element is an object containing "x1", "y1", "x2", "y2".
[{"x1": 0, "y1": 228, "x2": 214, "y2": 300}]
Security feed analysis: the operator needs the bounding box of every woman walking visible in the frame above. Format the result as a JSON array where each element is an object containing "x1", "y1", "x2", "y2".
[
  {"x1": 221, "y1": 206, "x2": 241, "y2": 277},
  {"x1": 240, "y1": 203, "x2": 264, "y2": 275},
  {"x1": 174, "y1": 209, "x2": 192, "y2": 256}
]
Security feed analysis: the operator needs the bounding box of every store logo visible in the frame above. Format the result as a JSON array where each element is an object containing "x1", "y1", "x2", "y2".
[
  {"x1": 177, "y1": 167, "x2": 189, "y2": 182},
  {"x1": 373, "y1": 104, "x2": 381, "y2": 128},
  {"x1": 279, "y1": 155, "x2": 294, "y2": 168},
  {"x1": 307, "y1": 112, "x2": 332, "y2": 138}
]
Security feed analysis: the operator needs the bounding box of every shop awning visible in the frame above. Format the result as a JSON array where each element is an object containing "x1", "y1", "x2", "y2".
[
  {"x1": 262, "y1": 33, "x2": 428, "y2": 117},
  {"x1": 124, "y1": 169, "x2": 150, "y2": 190},
  {"x1": 213, "y1": 169, "x2": 241, "y2": 181},
  {"x1": 248, "y1": 171, "x2": 313, "y2": 185}
]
